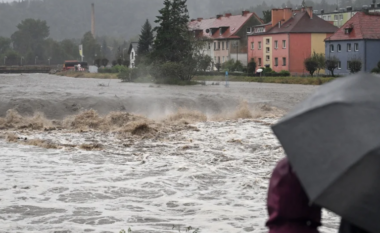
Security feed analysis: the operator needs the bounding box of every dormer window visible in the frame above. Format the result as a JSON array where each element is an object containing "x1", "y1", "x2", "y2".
[
  {"x1": 345, "y1": 28, "x2": 353, "y2": 34},
  {"x1": 247, "y1": 27, "x2": 252, "y2": 33}
]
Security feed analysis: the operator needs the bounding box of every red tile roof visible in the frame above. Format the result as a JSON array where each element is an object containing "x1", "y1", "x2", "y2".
[
  {"x1": 188, "y1": 12, "x2": 263, "y2": 40},
  {"x1": 325, "y1": 12, "x2": 380, "y2": 41},
  {"x1": 265, "y1": 11, "x2": 338, "y2": 34}
]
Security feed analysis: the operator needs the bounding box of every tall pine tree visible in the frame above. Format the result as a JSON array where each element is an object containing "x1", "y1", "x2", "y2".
[
  {"x1": 151, "y1": 0, "x2": 192, "y2": 63},
  {"x1": 137, "y1": 19, "x2": 153, "y2": 56}
]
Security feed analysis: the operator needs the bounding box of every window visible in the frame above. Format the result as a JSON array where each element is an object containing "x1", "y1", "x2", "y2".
[
  {"x1": 258, "y1": 58, "x2": 262, "y2": 66},
  {"x1": 247, "y1": 27, "x2": 252, "y2": 33},
  {"x1": 330, "y1": 44, "x2": 334, "y2": 52},
  {"x1": 338, "y1": 61, "x2": 341, "y2": 69},
  {"x1": 345, "y1": 28, "x2": 352, "y2": 34},
  {"x1": 347, "y1": 43, "x2": 351, "y2": 51},
  {"x1": 218, "y1": 56, "x2": 220, "y2": 63},
  {"x1": 258, "y1": 41, "x2": 262, "y2": 50},
  {"x1": 347, "y1": 61, "x2": 350, "y2": 70},
  {"x1": 282, "y1": 40, "x2": 286, "y2": 48},
  {"x1": 274, "y1": 40, "x2": 278, "y2": 49},
  {"x1": 266, "y1": 47, "x2": 270, "y2": 53},
  {"x1": 218, "y1": 42, "x2": 220, "y2": 50},
  {"x1": 266, "y1": 39, "x2": 270, "y2": 44},
  {"x1": 214, "y1": 56, "x2": 216, "y2": 62},
  {"x1": 223, "y1": 56, "x2": 225, "y2": 63},
  {"x1": 266, "y1": 55, "x2": 270, "y2": 61},
  {"x1": 208, "y1": 43, "x2": 211, "y2": 50},
  {"x1": 334, "y1": 15, "x2": 338, "y2": 20},
  {"x1": 226, "y1": 41, "x2": 229, "y2": 49},
  {"x1": 214, "y1": 42, "x2": 216, "y2": 50},
  {"x1": 222, "y1": 42, "x2": 225, "y2": 50},
  {"x1": 354, "y1": 43, "x2": 359, "y2": 51},
  {"x1": 275, "y1": 58, "x2": 278, "y2": 66},
  {"x1": 251, "y1": 42, "x2": 254, "y2": 50},
  {"x1": 340, "y1": 14, "x2": 343, "y2": 20},
  {"x1": 337, "y1": 44, "x2": 341, "y2": 52},
  {"x1": 283, "y1": 57, "x2": 286, "y2": 66}
]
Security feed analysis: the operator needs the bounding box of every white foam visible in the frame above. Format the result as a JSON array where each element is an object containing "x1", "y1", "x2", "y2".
[{"x1": 0, "y1": 119, "x2": 339, "y2": 233}]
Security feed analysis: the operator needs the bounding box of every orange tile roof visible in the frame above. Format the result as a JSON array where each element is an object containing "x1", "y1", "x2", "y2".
[{"x1": 326, "y1": 12, "x2": 380, "y2": 41}]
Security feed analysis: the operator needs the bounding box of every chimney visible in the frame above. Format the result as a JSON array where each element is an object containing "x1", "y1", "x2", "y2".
[
  {"x1": 242, "y1": 10, "x2": 250, "y2": 16},
  {"x1": 216, "y1": 14, "x2": 223, "y2": 19},
  {"x1": 225, "y1": 13, "x2": 232, "y2": 17},
  {"x1": 197, "y1": 18, "x2": 203, "y2": 21},
  {"x1": 91, "y1": 3, "x2": 95, "y2": 37},
  {"x1": 305, "y1": 6, "x2": 313, "y2": 19}
]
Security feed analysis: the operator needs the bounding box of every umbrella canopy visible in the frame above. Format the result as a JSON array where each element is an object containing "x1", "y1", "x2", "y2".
[{"x1": 272, "y1": 74, "x2": 380, "y2": 233}]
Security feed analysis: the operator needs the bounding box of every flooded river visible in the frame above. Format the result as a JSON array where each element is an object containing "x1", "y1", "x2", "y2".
[{"x1": 0, "y1": 74, "x2": 338, "y2": 233}]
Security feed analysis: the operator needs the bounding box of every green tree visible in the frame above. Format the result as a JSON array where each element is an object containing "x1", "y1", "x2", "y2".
[
  {"x1": 137, "y1": 19, "x2": 154, "y2": 58},
  {"x1": 325, "y1": 57, "x2": 339, "y2": 77},
  {"x1": 151, "y1": 0, "x2": 192, "y2": 63},
  {"x1": 81, "y1": 31, "x2": 101, "y2": 64},
  {"x1": 101, "y1": 58, "x2": 109, "y2": 67},
  {"x1": 262, "y1": 10, "x2": 272, "y2": 24},
  {"x1": 312, "y1": 52, "x2": 326, "y2": 76},
  {"x1": 0, "y1": 37, "x2": 11, "y2": 55},
  {"x1": 304, "y1": 57, "x2": 318, "y2": 76},
  {"x1": 11, "y1": 19, "x2": 50, "y2": 59},
  {"x1": 348, "y1": 58, "x2": 362, "y2": 73},
  {"x1": 60, "y1": 39, "x2": 79, "y2": 60},
  {"x1": 247, "y1": 58, "x2": 257, "y2": 75},
  {"x1": 198, "y1": 55, "x2": 212, "y2": 71},
  {"x1": 4, "y1": 50, "x2": 21, "y2": 66}
]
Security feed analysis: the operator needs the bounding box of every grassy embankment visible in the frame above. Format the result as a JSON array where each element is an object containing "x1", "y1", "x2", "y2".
[
  {"x1": 57, "y1": 71, "x2": 335, "y2": 85},
  {"x1": 193, "y1": 75, "x2": 335, "y2": 85}
]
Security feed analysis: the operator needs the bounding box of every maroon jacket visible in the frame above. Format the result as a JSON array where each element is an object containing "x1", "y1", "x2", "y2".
[{"x1": 266, "y1": 158, "x2": 322, "y2": 233}]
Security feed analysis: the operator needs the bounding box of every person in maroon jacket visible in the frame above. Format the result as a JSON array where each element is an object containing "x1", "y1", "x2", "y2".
[{"x1": 266, "y1": 158, "x2": 322, "y2": 233}]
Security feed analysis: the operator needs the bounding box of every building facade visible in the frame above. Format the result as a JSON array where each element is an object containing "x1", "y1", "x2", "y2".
[
  {"x1": 325, "y1": 12, "x2": 380, "y2": 75},
  {"x1": 189, "y1": 11, "x2": 262, "y2": 69},
  {"x1": 248, "y1": 7, "x2": 338, "y2": 75},
  {"x1": 316, "y1": 4, "x2": 380, "y2": 28},
  {"x1": 128, "y1": 42, "x2": 138, "y2": 68}
]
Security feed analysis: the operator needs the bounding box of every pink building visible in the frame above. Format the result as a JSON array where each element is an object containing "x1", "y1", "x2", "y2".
[{"x1": 247, "y1": 7, "x2": 338, "y2": 74}]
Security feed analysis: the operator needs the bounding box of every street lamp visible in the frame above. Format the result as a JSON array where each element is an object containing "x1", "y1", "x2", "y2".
[
  {"x1": 20, "y1": 57, "x2": 24, "y2": 66},
  {"x1": 123, "y1": 48, "x2": 127, "y2": 60},
  {"x1": 4, "y1": 56, "x2": 7, "y2": 66},
  {"x1": 35, "y1": 56, "x2": 38, "y2": 65}
]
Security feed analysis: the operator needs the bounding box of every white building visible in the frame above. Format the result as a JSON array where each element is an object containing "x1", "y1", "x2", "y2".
[{"x1": 128, "y1": 42, "x2": 138, "y2": 68}]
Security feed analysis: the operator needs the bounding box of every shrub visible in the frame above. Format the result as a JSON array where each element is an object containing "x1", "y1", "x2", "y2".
[
  {"x1": 234, "y1": 60, "x2": 244, "y2": 71},
  {"x1": 112, "y1": 65, "x2": 127, "y2": 73},
  {"x1": 279, "y1": 70, "x2": 291, "y2": 76},
  {"x1": 325, "y1": 57, "x2": 339, "y2": 77},
  {"x1": 371, "y1": 67, "x2": 380, "y2": 73},
  {"x1": 117, "y1": 69, "x2": 132, "y2": 82},
  {"x1": 215, "y1": 63, "x2": 221, "y2": 72},
  {"x1": 348, "y1": 59, "x2": 362, "y2": 73},
  {"x1": 304, "y1": 57, "x2": 318, "y2": 77},
  {"x1": 247, "y1": 59, "x2": 257, "y2": 76}
]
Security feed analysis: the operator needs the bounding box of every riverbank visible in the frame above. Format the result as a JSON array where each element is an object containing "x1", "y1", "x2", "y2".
[
  {"x1": 193, "y1": 75, "x2": 335, "y2": 85},
  {"x1": 56, "y1": 71, "x2": 335, "y2": 85}
]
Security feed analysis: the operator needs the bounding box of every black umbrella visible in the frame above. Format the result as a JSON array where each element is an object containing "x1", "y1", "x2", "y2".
[{"x1": 272, "y1": 74, "x2": 380, "y2": 233}]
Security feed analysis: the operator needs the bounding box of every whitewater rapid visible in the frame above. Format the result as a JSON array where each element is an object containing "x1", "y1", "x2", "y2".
[{"x1": 0, "y1": 119, "x2": 339, "y2": 233}]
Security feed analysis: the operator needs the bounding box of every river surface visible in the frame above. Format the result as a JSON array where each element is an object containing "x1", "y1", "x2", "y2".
[{"x1": 0, "y1": 74, "x2": 339, "y2": 233}]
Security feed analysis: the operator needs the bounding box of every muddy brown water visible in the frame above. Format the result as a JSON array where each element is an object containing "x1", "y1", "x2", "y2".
[{"x1": 0, "y1": 74, "x2": 339, "y2": 233}]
